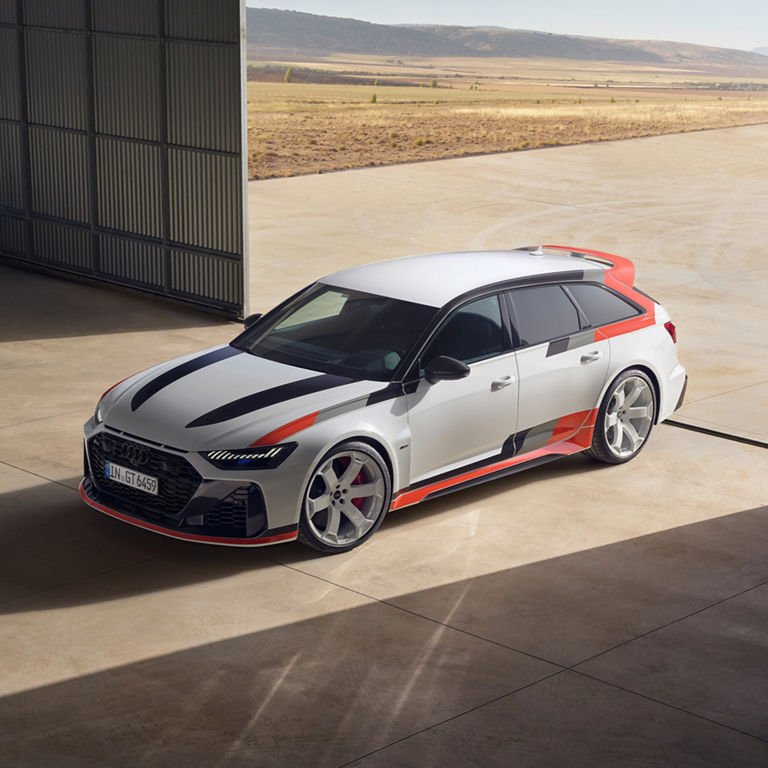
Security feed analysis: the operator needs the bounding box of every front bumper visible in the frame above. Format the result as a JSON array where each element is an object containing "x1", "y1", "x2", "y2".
[{"x1": 82, "y1": 429, "x2": 298, "y2": 547}]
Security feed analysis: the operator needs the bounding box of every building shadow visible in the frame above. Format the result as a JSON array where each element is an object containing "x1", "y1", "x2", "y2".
[
  {"x1": 0, "y1": 476, "x2": 281, "y2": 611},
  {"x1": 0, "y1": 505, "x2": 766, "y2": 767},
  {"x1": 0, "y1": 263, "x2": 234, "y2": 343}
]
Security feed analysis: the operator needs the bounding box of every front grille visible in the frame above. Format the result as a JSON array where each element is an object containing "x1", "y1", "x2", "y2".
[{"x1": 88, "y1": 432, "x2": 201, "y2": 518}]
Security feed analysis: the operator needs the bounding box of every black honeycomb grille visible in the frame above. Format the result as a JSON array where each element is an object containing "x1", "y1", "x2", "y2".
[
  {"x1": 204, "y1": 486, "x2": 249, "y2": 534},
  {"x1": 88, "y1": 433, "x2": 201, "y2": 517}
]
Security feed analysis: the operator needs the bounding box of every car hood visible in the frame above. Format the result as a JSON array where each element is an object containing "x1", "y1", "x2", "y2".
[{"x1": 101, "y1": 345, "x2": 385, "y2": 451}]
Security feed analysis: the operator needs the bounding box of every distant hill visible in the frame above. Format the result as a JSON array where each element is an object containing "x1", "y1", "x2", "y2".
[
  {"x1": 246, "y1": 8, "x2": 768, "y2": 68},
  {"x1": 405, "y1": 24, "x2": 664, "y2": 62},
  {"x1": 246, "y1": 8, "x2": 469, "y2": 58},
  {"x1": 753, "y1": 47, "x2": 768, "y2": 56}
]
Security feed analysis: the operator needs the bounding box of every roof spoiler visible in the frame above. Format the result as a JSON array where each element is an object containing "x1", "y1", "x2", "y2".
[{"x1": 521, "y1": 245, "x2": 635, "y2": 287}]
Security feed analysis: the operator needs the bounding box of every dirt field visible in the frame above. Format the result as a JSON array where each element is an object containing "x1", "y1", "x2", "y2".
[{"x1": 247, "y1": 57, "x2": 768, "y2": 179}]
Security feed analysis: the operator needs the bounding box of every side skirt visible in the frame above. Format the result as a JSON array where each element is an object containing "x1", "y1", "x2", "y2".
[
  {"x1": 421, "y1": 453, "x2": 565, "y2": 502},
  {"x1": 390, "y1": 438, "x2": 590, "y2": 510}
]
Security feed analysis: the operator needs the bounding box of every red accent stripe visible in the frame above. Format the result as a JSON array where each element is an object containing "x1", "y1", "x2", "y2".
[
  {"x1": 250, "y1": 411, "x2": 319, "y2": 447},
  {"x1": 596, "y1": 313, "x2": 655, "y2": 339},
  {"x1": 390, "y1": 438, "x2": 587, "y2": 510},
  {"x1": 545, "y1": 408, "x2": 598, "y2": 446},
  {"x1": 79, "y1": 482, "x2": 297, "y2": 547},
  {"x1": 571, "y1": 422, "x2": 597, "y2": 450},
  {"x1": 100, "y1": 368, "x2": 148, "y2": 401},
  {"x1": 603, "y1": 269, "x2": 656, "y2": 330}
]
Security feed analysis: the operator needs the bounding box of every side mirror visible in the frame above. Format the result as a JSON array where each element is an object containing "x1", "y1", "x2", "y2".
[
  {"x1": 424, "y1": 355, "x2": 470, "y2": 384},
  {"x1": 243, "y1": 313, "x2": 263, "y2": 329}
]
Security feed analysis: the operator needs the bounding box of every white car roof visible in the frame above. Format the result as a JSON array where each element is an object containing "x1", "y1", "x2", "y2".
[{"x1": 321, "y1": 249, "x2": 607, "y2": 307}]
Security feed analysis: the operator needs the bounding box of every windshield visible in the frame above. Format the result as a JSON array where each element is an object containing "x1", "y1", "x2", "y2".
[{"x1": 232, "y1": 284, "x2": 437, "y2": 381}]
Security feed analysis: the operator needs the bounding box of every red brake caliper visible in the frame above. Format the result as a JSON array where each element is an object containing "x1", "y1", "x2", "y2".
[
  {"x1": 337, "y1": 456, "x2": 366, "y2": 510},
  {"x1": 350, "y1": 470, "x2": 365, "y2": 510}
]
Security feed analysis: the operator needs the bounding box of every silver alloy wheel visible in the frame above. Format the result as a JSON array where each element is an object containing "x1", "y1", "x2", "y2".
[
  {"x1": 604, "y1": 375, "x2": 654, "y2": 458},
  {"x1": 305, "y1": 448, "x2": 386, "y2": 548}
]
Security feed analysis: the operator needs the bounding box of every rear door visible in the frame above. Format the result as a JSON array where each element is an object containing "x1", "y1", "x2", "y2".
[{"x1": 508, "y1": 283, "x2": 610, "y2": 452}]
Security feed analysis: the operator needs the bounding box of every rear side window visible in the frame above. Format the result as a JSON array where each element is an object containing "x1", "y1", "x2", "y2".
[
  {"x1": 508, "y1": 285, "x2": 582, "y2": 347},
  {"x1": 565, "y1": 283, "x2": 640, "y2": 328}
]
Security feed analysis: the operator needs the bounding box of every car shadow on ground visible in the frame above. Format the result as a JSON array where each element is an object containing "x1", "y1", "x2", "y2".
[{"x1": 0, "y1": 454, "x2": 611, "y2": 613}]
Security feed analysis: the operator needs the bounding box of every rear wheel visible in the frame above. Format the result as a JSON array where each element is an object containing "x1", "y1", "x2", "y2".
[
  {"x1": 298, "y1": 441, "x2": 391, "y2": 553},
  {"x1": 589, "y1": 369, "x2": 656, "y2": 464}
]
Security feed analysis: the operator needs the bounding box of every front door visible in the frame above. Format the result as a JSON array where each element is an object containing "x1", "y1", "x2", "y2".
[{"x1": 405, "y1": 295, "x2": 519, "y2": 484}]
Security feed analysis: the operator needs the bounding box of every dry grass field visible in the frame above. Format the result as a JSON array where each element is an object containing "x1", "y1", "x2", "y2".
[{"x1": 247, "y1": 56, "x2": 768, "y2": 179}]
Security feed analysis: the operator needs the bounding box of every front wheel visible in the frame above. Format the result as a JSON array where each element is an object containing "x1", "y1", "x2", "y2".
[
  {"x1": 589, "y1": 369, "x2": 656, "y2": 464},
  {"x1": 298, "y1": 441, "x2": 392, "y2": 553}
]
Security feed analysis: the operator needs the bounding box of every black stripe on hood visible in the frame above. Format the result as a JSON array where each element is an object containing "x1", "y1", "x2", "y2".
[
  {"x1": 185, "y1": 373, "x2": 354, "y2": 428},
  {"x1": 131, "y1": 346, "x2": 242, "y2": 412}
]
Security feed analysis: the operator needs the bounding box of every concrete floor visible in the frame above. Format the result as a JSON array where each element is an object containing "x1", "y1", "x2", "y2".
[{"x1": 1, "y1": 126, "x2": 767, "y2": 766}]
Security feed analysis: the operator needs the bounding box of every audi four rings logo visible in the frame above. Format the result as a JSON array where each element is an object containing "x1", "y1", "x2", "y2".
[{"x1": 106, "y1": 441, "x2": 150, "y2": 468}]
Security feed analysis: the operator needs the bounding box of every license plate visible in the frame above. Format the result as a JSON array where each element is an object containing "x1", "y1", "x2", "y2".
[{"x1": 105, "y1": 461, "x2": 159, "y2": 496}]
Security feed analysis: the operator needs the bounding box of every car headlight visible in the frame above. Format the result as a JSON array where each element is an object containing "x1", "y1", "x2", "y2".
[
  {"x1": 94, "y1": 401, "x2": 104, "y2": 425},
  {"x1": 203, "y1": 443, "x2": 297, "y2": 469}
]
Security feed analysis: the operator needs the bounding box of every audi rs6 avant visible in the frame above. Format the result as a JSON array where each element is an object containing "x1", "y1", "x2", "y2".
[{"x1": 81, "y1": 246, "x2": 687, "y2": 553}]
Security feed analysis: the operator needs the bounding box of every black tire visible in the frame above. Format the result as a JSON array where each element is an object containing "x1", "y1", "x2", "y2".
[
  {"x1": 297, "y1": 440, "x2": 392, "y2": 553},
  {"x1": 589, "y1": 368, "x2": 657, "y2": 464}
]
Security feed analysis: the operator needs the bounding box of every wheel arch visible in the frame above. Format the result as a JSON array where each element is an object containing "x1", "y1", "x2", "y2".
[
  {"x1": 351, "y1": 435, "x2": 395, "y2": 485},
  {"x1": 311, "y1": 431, "x2": 399, "y2": 492},
  {"x1": 598, "y1": 362, "x2": 661, "y2": 423},
  {"x1": 627, "y1": 364, "x2": 661, "y2": 423}
]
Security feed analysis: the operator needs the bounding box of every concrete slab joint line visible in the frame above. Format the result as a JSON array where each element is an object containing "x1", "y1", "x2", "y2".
[
  {"x1": 665, "y1": 420, "x2": 768, "y2": 449},
  {"x1": 283, "y1": 561, "x2": 768, "y2": 759}
]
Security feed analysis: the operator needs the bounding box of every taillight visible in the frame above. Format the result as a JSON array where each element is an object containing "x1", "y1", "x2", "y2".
[{"x1": 664, "y1": 321, "x2": 677, "y2": 343}]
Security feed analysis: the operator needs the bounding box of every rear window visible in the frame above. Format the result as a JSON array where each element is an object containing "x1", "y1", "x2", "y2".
[
  {"x1": 565, "y1": 283, "x2": 640, "y2": 328},
  {"x1": 508, "y1": 285, "x2": 582, "y2": 347}
]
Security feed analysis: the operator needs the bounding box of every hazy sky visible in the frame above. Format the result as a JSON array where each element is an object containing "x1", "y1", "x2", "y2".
[{"x1": 246, "y1": 1, "x2": 768, "y2": 52}]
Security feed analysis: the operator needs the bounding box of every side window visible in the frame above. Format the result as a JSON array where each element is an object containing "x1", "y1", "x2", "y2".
[
  {"x1": 422, "y1": 295, "x2": 506, "y2": 365},
  {"x1": 508, "y1": 285, "x2": 581, "y2": 347},
  {"x1": 565, "y1": 283, "x2": 641, "y2": 328}
]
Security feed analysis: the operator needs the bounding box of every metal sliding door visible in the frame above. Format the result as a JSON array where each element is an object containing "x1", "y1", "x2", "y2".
[{"x1": 0, "y1": 0, "x2": 248, "y2": 318}]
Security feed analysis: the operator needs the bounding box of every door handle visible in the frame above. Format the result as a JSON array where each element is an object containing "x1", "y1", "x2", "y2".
[
  {"x1": 580, "y1": 351, "x2": 603, "y2": 364},
  {"x1": 491, "y1": 375, "x2": 514, "y2": 391}
]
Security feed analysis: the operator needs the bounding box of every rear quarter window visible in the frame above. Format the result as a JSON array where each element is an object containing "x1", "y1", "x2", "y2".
[
  {"x1": 508, "y1": 285, "x2": 582, "y2": 347},
  {"x1": 565, "y1": 283, "x2": 641, "y2": 328}
]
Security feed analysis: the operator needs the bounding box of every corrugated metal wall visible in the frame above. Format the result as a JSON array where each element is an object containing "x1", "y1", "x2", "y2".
[{"x1": 0, "y1": 0, "x2": 248, "y2": 317}]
